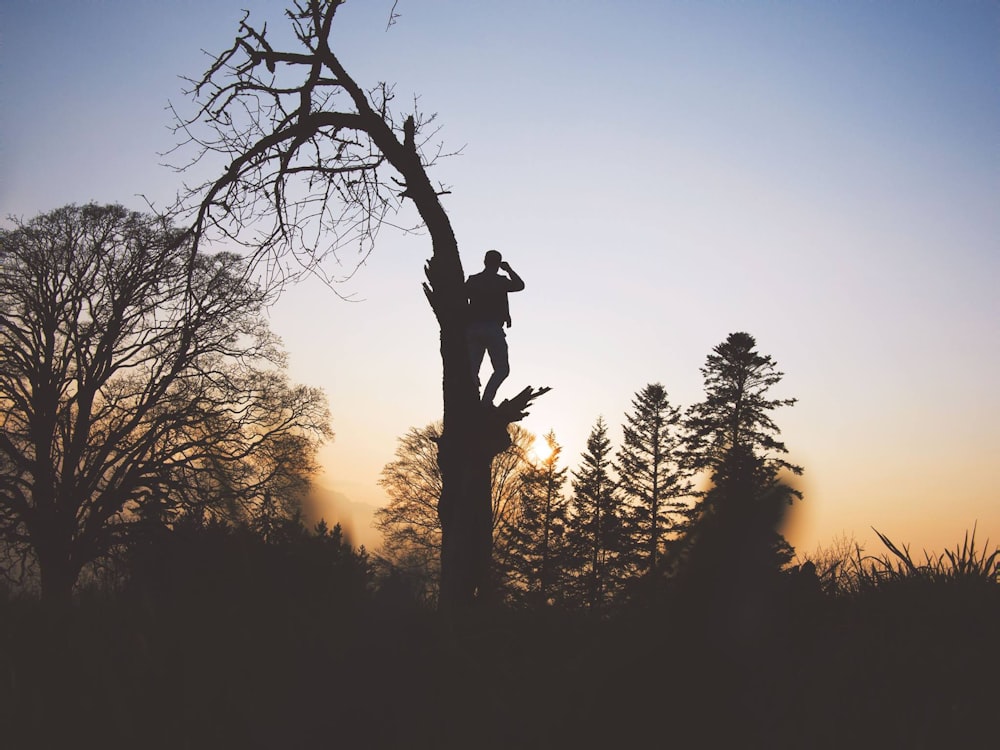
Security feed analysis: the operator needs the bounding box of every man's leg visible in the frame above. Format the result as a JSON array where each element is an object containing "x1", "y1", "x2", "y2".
[{"x1": 482, "y1": 327, "x2": 509, "y2": 405}]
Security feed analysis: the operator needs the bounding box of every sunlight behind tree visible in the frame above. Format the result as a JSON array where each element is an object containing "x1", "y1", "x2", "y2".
[{"x1": 0, "y1": 204, "x2": 331, "y2": 599}]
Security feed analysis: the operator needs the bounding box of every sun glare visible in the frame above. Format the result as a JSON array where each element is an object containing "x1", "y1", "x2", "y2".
[{"x1": 527, "y1": 437, "x2": 556, "y2": 466}]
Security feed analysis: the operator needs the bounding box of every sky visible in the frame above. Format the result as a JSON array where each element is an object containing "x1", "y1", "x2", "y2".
[{"x1": 1, "y1": 0, "x2": 998, "y2": 557}]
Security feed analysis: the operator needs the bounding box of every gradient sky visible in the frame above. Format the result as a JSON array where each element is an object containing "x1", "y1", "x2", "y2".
[{"x1": 2, "y1": 0, "x2": 998, "y2": 557}]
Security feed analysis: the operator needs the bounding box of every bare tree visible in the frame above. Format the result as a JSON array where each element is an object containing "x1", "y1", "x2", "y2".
[
  {"x1": 0, "y1": 204, "x2": 331, "y2": 600},
  {"x1": 171, "y1": 0, "x2": 548, "y2": 608},
  {"x1": 373, "y1": 423, "x2": 444, "y2": 601}
]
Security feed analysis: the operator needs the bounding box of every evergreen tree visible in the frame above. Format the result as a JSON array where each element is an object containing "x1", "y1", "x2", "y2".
[
  {"x1": 616, "y1": 384, "x2": 692, "y2": 579},
  {"x1": 677, "y1": 333, "x2": 803, "y2": 612},
  {"x1": 685, "y1": 332, "x2": 801, "y2": 478},
  {"x1": 564, "y1": 418, "x2": 626, "y2": 612},
  {"x1": 504, "y1": 430, "x2": 570, "y2": 606}
]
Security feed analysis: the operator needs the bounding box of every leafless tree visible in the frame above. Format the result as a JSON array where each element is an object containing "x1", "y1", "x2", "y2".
[
  {"x1": 0, "y1": 204, "x2": 331, "y2": 600},
  {"x1": 373, "y1": 423, "x2": 444, "y2": 601},
  {"x1": 170, "y1": 0, "x2": 548, "y2": 608}
]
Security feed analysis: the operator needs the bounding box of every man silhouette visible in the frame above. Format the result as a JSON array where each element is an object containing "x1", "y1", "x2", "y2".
[{"x1": 465, "y1": 250, "x2": 525, "y2": 405}]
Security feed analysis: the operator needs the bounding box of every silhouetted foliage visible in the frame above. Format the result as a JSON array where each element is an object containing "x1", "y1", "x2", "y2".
[
  {"x1": 672, "y1": 445, "x2": 798, "y2": 634},
  {"x1": 563, "y1": 418, "x2": 628, "y2": 612},
  {"x1": 503, "y1": 430, "x2": 571, "y2": 607},
  {"x1": 0, "y1": 204, "x2": 331, "y2": 600},
  {"x1": 483, "y1": 425, "x2": 538, "y2": 595},
  {"x1": 125, "y1": 511, "x2": 370, "y2": 608},
  {"x1": 804, "y1": 525, "x2": 1000, "y2": 596},
  {"x1": 672, "y1": 333, "x2": 801, "y2": 631},
  {"x1": 615, "y1": 383, "x2": 691, "y2": 580},
  {"x1": 685, "y1": 331, "x2": 801, "y2": 478},
  {"x1": 373, "y1": 423, "x2": 444, "y2": 602},
  {"x1": 0, "y1": 526, "x2": 995, "y2": 749},
  {"x1": 374, "y1": 422, "x2": 536, "y2": 603}
]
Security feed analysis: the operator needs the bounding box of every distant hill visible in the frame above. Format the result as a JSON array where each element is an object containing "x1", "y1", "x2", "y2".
[{"x1": 303, "y1": 483, "x2": 382, "y2": 552}]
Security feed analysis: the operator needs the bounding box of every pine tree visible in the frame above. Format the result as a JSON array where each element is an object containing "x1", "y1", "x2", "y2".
[
  {"x1": 564, "y1": 418, "x2": 626, "y2": 612},
  {"x1": 616, "y1": 384, "x2": 692, "y2": 579},
  {"x1": 685, "y1": 332, "x2": 801, "y2": 478},
  {"x1": 503, "y1": 430, "x2": 570, "y2": 606},
  {"x1": 677, "y1": 333, "x2": 803, "y2": 613}
]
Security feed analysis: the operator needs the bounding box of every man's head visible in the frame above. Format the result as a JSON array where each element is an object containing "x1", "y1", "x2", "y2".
[{"x1": 483, "y1": 249, "x2": 502, "y2": 271}]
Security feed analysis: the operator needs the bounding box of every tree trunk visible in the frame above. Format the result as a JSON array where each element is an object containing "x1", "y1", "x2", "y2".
[
  {"x1": 35, "y1": 532, "x2": 80, "y2": 604},
  {"x1": 39, "y1": 560, "x2": 78, "y2": 603},
  {"x1": 436, "y1": 403, "x2": 505, "y2": 606},
  {"x1": 424, "y1": 253, "x2": 548, "y2": 608},
  {"x1": 374, "y1": 117, "x2": 550, "y2": 611}
]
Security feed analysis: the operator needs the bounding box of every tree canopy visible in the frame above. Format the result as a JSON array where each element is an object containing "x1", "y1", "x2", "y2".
[
  {"x1": 0, "y1": 204, "x2": 331, "y2": 598},
  {"x1": 685, "y1": 331, "x2": 801, "y2": 477}
]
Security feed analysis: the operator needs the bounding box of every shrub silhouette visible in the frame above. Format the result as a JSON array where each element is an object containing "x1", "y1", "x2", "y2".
[{"x1": 0, "y1": 526, "x2": 996, "y2": 749}]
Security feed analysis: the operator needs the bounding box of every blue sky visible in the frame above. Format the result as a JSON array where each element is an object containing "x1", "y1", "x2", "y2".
[{"x1": 2, "y1": 0, "x2": 998, "y2": 555}]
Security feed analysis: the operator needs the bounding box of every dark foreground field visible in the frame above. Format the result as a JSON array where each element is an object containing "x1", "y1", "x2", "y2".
[{"x1": 1, "y1": 565, "x2": 996, "y2": 750}]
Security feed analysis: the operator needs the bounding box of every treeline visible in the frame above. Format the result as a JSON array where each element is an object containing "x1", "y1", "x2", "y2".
[
  {"x1": 1, "y1": 206, "x2": 997, "y2": 749},
  {"x1": 376, "y1": 331, "x2": 804, "y2": 614}
]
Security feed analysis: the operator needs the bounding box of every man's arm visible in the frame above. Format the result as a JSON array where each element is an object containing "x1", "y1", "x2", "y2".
[{"x1": 500, "y1": 261, "x2": 525, "y2": 291}]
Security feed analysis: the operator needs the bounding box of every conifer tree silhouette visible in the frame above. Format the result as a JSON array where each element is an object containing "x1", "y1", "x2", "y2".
[
  {"x1": 616, "y1": 383, "x2": 692, "y2": 579},
  {"x1": 564, "y1": 418, "x2": 627, "y2": 612},
  {"x1": 678, "y1": 333, "x2": 802, "y2": 627}
]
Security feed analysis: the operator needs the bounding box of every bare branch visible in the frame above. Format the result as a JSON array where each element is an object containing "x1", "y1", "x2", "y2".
[
  {"x1": 168, "y1": 0, "x2": 449, "y2": 292},
  {"x1": 386, "y1": 0, "x2": 402, "y2": 32}
]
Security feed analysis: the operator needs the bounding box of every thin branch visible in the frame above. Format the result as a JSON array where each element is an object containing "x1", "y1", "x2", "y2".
[{"x1": 386, "y1": 0, "x2": 402, "y2": 31}]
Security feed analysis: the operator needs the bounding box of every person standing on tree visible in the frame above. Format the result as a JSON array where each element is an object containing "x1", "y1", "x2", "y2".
[{"x1": 465, "y1": 249, "x2": 525, "y2": 405}]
